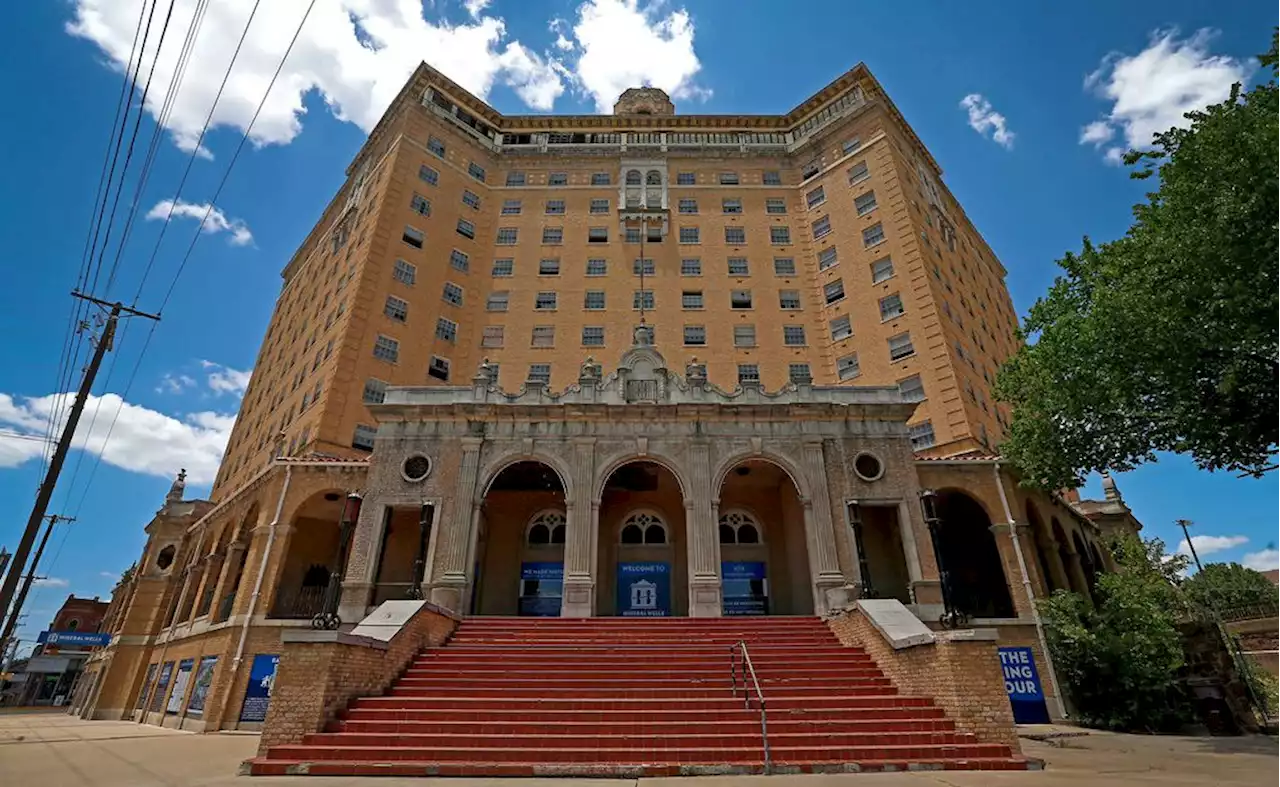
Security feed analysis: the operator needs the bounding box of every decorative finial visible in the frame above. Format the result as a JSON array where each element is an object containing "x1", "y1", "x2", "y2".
[
  {"x1": 166, "y1": 468, "x2": 187, "y2": 503},
  {"x1": 1101, "y1": 471, "x2": 1123, "y2": 503}
]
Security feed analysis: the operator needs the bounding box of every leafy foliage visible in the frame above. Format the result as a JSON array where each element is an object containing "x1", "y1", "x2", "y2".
[
  {"x1": 1181, "y1": 561, "x2": 1279, "y2": 613},
  {"x1": 1039, "y1": 536, "x2": 1192, "y2": 731},
  {"x1": 996, "y1": 35, "x2": 1279, "y2": 490}
]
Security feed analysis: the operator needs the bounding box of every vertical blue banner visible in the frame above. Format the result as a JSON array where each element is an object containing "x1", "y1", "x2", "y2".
[
  {"x1": 721, "y1": 561, "x2": 768, "y2": 615},
  {"x1": 166, "y1": 659, "x2": 195, "y2": 714},
  {"x1": 999, "y1": 646, "x2": 1050, "y2": 723},
  {"x1": 186, "y1": 655, "x2": 218, "y2": 716},
  {"x1": 239, "y1": 654, "x2": 280, "y2": 723},
  {"x1": 519, "y1": 561, "x2": 564, "y2": 617},
  {"x1": 149, "y1": 661, "x2": 173, "y2": 712},
  {"x1": 617, "y1": 562, "x2": 671, "y2": 617}
]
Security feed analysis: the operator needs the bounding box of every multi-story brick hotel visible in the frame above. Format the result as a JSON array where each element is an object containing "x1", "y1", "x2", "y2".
[{"x1": 73, "y1": 60, "x2": 1140, "y2": 771}]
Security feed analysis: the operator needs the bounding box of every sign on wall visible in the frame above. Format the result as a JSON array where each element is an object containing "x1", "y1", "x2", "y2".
[
  {"x1": 239, "y1": 654, "x2": 280, "y2": 723},
  {"x1": 136, "y1": 663, "x2": 157, "y2": 710},
  {"x1": 722, "y1": 561, "x2": 768, "y2": 616},
  {"x1": 998, "y1": 646, "x2": 1050, "y2": 724},
  {"x1": 149, "y1": 661, "x2": 174, "y2": 713},
  {"x1": 166, "y1": 659, "x2": 194, "y2": 714},
  {"x1": 186, "y1": 656, "x2": 218, "y2": 717},
  {"x1": 519, "y1": 562, "x2": 564, "y2": 617},
  {"x1": 37, "y1": 631, "x2": 112, "y2": 647},
  {"x1": 617, "y1": 562, "x2": 671, "y2": 617}
]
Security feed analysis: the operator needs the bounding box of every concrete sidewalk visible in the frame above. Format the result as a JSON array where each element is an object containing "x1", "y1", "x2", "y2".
[{"x1": 0, "y1": 711, "x2": 1275, "y2": 786}]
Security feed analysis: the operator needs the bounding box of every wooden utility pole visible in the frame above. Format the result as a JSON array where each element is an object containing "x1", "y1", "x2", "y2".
[{"x1": 0, "y1": 515, "x2": 75, "y2": 650}]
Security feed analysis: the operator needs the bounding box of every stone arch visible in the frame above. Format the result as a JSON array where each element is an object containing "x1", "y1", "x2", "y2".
[
  {"x1": 933, "y1": 489, "x2": 1015, "y2": 619},
  {"x1": 1025, "y1": 499, "x2": 1062, "y2": 595},
  {"x1": 479, "y1": 452, "x2": 574, "y2": 503},
  {"x1": 1051, "y1": 518, "x2": 1087, "y2": 596},
  {"x1": 597, "y1": 459, "x2": 687, "y2": 616},
  {"x1": 268, "y1": 488, "x2": 351, "y2": 619},
  {"x1": 594, "y1": 451, "x2": 690, "y2": 501},
  {"x1": 213, "y1": 502, "x2": 259, "y2": 622},
  {"x1": 645, "y1": 169, "x2": 662, "y2": 185},
  {"x1": 474, "y1": 460, "x2": 569, "y2": 615},
  {"x1": 710, "y1": 450, "x2": 811, "y2": 506},
  {"x1": 1073, "y1": 530, "x2": 1100, "y2": 600},
  {"x1": 625, "y1": 169, "x2": 642, "y2": 185}
]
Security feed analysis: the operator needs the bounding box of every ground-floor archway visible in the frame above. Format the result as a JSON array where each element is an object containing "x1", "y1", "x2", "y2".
[
  {"x1": 473, "y1": 460, "x2": 568, "y2": 616},
  {"x1": 268, "y1": 490, "x2": 348, "y2": 619},
  {"x1": 934, "y1": 490, "x2": 1015, "y2": 619},
  {"x1": 596, "y1": 460, "x2": 688, "y2": 616}
]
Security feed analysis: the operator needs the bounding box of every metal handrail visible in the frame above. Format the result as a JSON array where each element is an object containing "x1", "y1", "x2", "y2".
[{"x1": 730, "y1": 640, "x2": 771, "y2": 774}]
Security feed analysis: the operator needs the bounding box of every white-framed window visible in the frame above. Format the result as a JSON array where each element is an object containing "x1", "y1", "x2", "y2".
[
  {"x1": 830, "y1": 314, "x2": 853, "y2": 341},
  {"x1": 719, "y1": 172, "x2": 739, "y2": 185},
  {"x1": 442, "y1": 282, "x2": 464, "y2": 306},
  {"x1": 718, "y1": 510, "x2": 762, "y2": 544},
  {"x1": 456, "y1": 219, "x2": 475, "y2": 239},
  {"x1": 812, "y1": 215, "x2": 832, "y2": 240},
  {"x1": 467, "y1": 162, "x2": 485, "y2": 182},
  {"x1": 352, "y1": 424, "x2": 377, "y2": 451},
  {"x1": 725, "y1": 227, "x2": 746, "y2": 245},
  {"x1": 879, "y1": 293, "x2": 905, "y2": 320},
  {"x1": 542, "y1": 227, "x2": 563, "y2": 244},
  {"x1": 871, "y1": 256, "x2": 894, "y2": 283},
  {"x1": 680, "y1": 258, "x2": 702, "y2": 276},
  {"x1": 418, "y1": 165, "x2": 439, "y2": 185},
  {"x1": 582, "y1": 326, "x2": 605, "y2": 346},
  {"x1": 888, "y1": 332, "x2": 915, "y2": 361},
  {"x1": 789, "y1": 363, "x2": 812, "y2": 384},
  {"x1": 675, "y1": 171, "x2": 695, "y2": 185},
  {"x1": 392, "y1": 259, "x2": 416, "y2": 285},
  {"x1": 591, "y1": 172, "x2": 611, "y2": 186},
  {"x1": 762, "y1": 171, "x2": 782, "y2": 186},
  {"x1": 539, "y1": 258, "x2": 561, "y2": 276},
  {"x1": 586, "y1": 258, "x2": 607, "y2": 276},
  {"x1": 779, "y1": 290, "x2": 801, "y2": 310},
  {"x1": 620, "y1": 511, "x2": 668, "y2": 544},
  {"x1": 806, "y1": 186, "x2": 826, "y2": 208},
  {"x1": 842, "y1": 137, "x2": 862, "y2": 155},
  {"x1": 362, "y1": 378, "x2": 388, "y2": 404},
  {"x1": 774, "y1": 257, "x2": 796, "y2": 276},
  {"x1": 528, "y1": 363, "x2": 551, "y2": 384},
  {"x1": 723, "y1": 198, "x2": 743, "y2": 214},
  {"x1": 679, "y1": 226, "x2": 700, "y2": 244},
  {"x1": 765, "y1": 199, "x2": 787, "y2": 215},
  {"x1": 683, "y1": 325, "x2": 706, "y2": 345},
  {"x1": 492, "y1": 258, "x2": 514, "y2": 277},
  {"x1": 402, "y1": 226, "x2": 424, "y2": 249},
  {"x1": 855, "y1": 190, "x2": 878, "y2": 216},
  {"x1": 462, "y1": 190, "x2": 481, "y2": 209},
  {"x1": 373, "y1": 334, "x2": 399, "y2": 362},
  {"x1": 584, "y1": 291, "x2": 605, "y2": 310},
  {"x1": 682, "y1": 290, "x2": 704, "y2": 310},
  {"x1": 435, "y1": 318, "x2": 457, "y2": 342},
  {"x1": 633, "y1": 258, "x2": 656, "y2": 275},
  {"x1": 862, "y1": 223, "x2": 886, "y2": 247},
  {"x1": 535, "y1": 291, "x2": 558, "y2": 310},
  {"x1": 678, "y1": 198, "x2": 698, "y2": 214},
  {"x1": 837, "y1": 352, "x2": 860, "y2": 380},
  {"x1": 783, "y1": 325, "x2": 807, "y2": 346},
  {"x1": 532, "y1": 325, "x2": 556, "y2": 347},
  {"x1": 730, "y1": 289, "x2": 753, "y2": 310},
  {"x1": 496, "y1": 228, "x2": 518, "y2": 245},
  {"x1": 526, "y1": 510, "x2": 566, "y2": 545},
  {"x1": 428, "y1": 355, "x2": 451, "y2": 381},
  {"x1": 898, "y1": 374, "x2": 925, "y2": 402},
  {"x1": 824, "y1": 279, "x2": 846, "y2": 305},
  {"x1": 501, "y1": 199, "x2": 522, "y2": 215},
  {"x1": 733, "y1": 324, "x2": 756, "y2": 347},
  {"x1": 909, "y1": 421, "x2": 936, "y2": 450},
  {"x1": 427, "y1": 136, "x2": 445, "y2": 156},
  {"x1": 737, "y1": 363, "x2": 760, "y2": 383},
  {"x1": 633, "y1": 290, "x2": 655, "y2": 310},
  {"x1": 548, "y1": 172, "x2": 568, "y2": 186},
  {"x1": 770, "y1": 226, "x2": 791, "y2": 245},
  {"x1": 590, "y1": 198, "x2": 610, "y2": 214},
  {"x1": 410, "y1": 194, "x2": 430, "y2": 216},
  {"x1": 545, "y1": 199, "x2": 566, "y2": 215},
  {"x1": 449, "y1": 249, "x2": 469, "y2": 272},
  {"x1": 384, "y1": 295, "x2": 408, "y2": 322},
  {"x1": 481, "y1": 326, "x2": 504, "y2": 347},
  {"x1": 506, "y1": 171, "x2": 526, "y2": 186},
  {"x1": 727, "y1": 257, "x2": 749, "y2": 276}
]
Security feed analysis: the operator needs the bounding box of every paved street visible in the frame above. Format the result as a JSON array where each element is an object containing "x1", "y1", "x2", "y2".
[{"x1": 0, "y1": 710, "x2": 1274, "y2": 786}]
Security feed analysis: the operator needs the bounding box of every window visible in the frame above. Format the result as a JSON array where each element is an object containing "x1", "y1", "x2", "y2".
[
  {"x1": 779, "y1": 290, "x2": 801, "y2": 310},
  {"x1": 842, "y1": 137, "x2": 862, "y2": 155},
  {"x1": 506, "y1": 171, "x2": 526, "y2": 186},
  {"x1": 528, "y1": 364, "x2": 551, "y2": 384},
  {"x1": 783, "y1": 325, "x2": 807, "y2": 346},
  {"x1": 818, "y1": 247, "x2": 838, "y2": 271},
  {"x1": 682, "y1": 290, "x2": 704, "y2": 309},
  {"x1": 535, "y1": 291, "x2": 558, "y2": 310},
  {"x1": 481, "y1": 326, "x2": 504, "y2": 347},
  {"x1": 449, "y1": 249, "x2": 469, "y2": 272},
  {"x1": 590, "y1": 198, "x2": 609, "y2": 214},
  {"x1": 725, "y1": 227, "x2": 746, "y2": 245},
  {"x1": 392, "y1": 259, "x2": 416, "y2": 285},
  {"x1": 586, "y1": 258, "x2": 607, "y2": 276},
  {"x1": 542, "y1": 227, "x2": 563, "y2": 244},
  {"x1": 888, "y1": 332, "x2": 915, "y2": 361},
  {"x1": 898, "y1": 374, "x2": 925, "y2": 402},
  {"x1": 427, "y1": 136, "x2": 445, "y2": 157},
  {"x1": 676, "y1": 172, "x2": 695, "y2": 185},
  {"x1": 532, "y1": 326, "x2": 555, "y2": 347},
  {"x1": 837, "y1": 352, "x2": 860, "y2": 380},
  {"x1": 583, "y1": 291, "x2": 606, "y2": 310},
  {"x1": 830, "y1": 315, "x2": 853, "y2": 341},
  {"x1": 811, "y1": 216, "x2": 833, "y2": 240},
  {"x1": 683, "y1": 325, "x2": 706, "y2": 345},
  {"x1": 464, "y1": 161, "x2": 485, "y2": 182},
  {"x1": 626, "y1": 170, "x2": 643, "y2": 185},
  {"x1": 456, "y1": 219, "x2": 475, "y2": 239},
  {"x1": 909, "y1": 421, "x2": 936, "y2": 450},
  {"x1": 410, "y1": 194, "x2": 430, "y2": 216},
  {"x1": 802, "y1": 161, "x2": 820, "y2": 180},
  {"x1": 633, "y1": 257, "x2": 655, "y2": 275},
  {"x1": 591, "y1": 172, "x2": 610, "y2": 186},
  {"x1": 719, "y1": 172, "x2": 739, "y2": 185},
  {"x1": 763, "y1": 171, "x2": 782, "y2": 185},
  {"x1": 633, "y1": 290, "x2": 655, "y2": 310},
  {"x1": 545, "y1": 199, "x2": 565, "y2": 215},
  {"x1": 418, "y1": 165, "x2": 438, "y2": 185},
  {"x1": 737, "y1": 363, "x2": 760, "y2": 383},
  {"x1": 442, "y1": 282, "x2": 464, "y2": 306},
  {"x1": 789, "y1": 363, "x2": 812, "y2": 384},
  {"x1": 435, "y1": 318, "x2": 457, "y2": 342},
  {"x1": 501, "y1": 199, "x2": 522, "y2": 215},
  {"x1": 770, "y1": 227, "x2": 791, "y2": 245},
  {"x1": 462, "y1": 190, "x2": 481, "y2": 209},
  {"x1": 373, "y1": 335, "x2": 399, "y2": 362},
  {"x1": 727, "y1": 257, "x2": 749, "y2": 276},
  {"x1": 362, "y1": 378, "x2": 388, "y2": 404},
  {"x1": 806, "y1": 186, "x2": 826, "y2": 208},
  {"x1": 678, "y1": 198, "x2": 698, "y2": 214},
  {"x1": 352, "y1": 424, "x2": 377, "y2": 451},
  {"x1": 773, "y1": 257, "x2": 796, "y2": 276},
  {"x1": 680, "y1": 257, "x2": 701, "y2": 276},
  {"x1": 582, "y1": 326, "x2": 605, "y2": 346},
  {"x1": 862, "y1": 223, "x2": 886, "y2": 247},
  {"x1": 879, "y1": 293, "x2": 905, "y2": 320},
  {"x1": 765, "y1": 198, "x2": 787, "y2": 214},
  {"x1": 384, "y1": 295, "x2": 408, "y2": 322},
  {"x1": 722, "y1": 198, "x2": 743, "y2": 214},
  {"x1": 492, "y1": 258, "x2": 514, "y2": 277},
  {"x1": 539, "y1": 258, "x2": 561, "y2": 275},
  {"x1": 402, "y1": 226, "x2": 424, "y2": 249},
  {"x1": 548, "y1": 172, "x2": 568, "y2": 186},
  {"x1": 734, "y1": 324, "x2": 756, "y2": 347},
  {"x1": 871, "y1": 256, "x2": 894, "y2": 283},
  {"x1": 679, "y1": 226, "x2": 700, "y2": 244},
  {"x1": 624, "y1": 227, "x2": 641, "y2": 243},
  {"x1": 848, "y1": 160, "x2": 870, "y2": 185},
  {"x1": 824, "y1": 279, "x2": 845, "y2": 304},
  {"x1": 496, "y1": 228, "x2": 518, "y2": 245},
  {"x1": 486, "y1": 292, "x2": 509, "y2": 311},
  {"x1": 855, "y1": 191, "x2": 878, "y2": 217},
  {"x1": 423, "y1": 355, "x2": 450, "y2": 381}
]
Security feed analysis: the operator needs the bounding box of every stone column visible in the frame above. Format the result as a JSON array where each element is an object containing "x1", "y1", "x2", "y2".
[
  {"x1": 1039, "y1": 534, "x2": 1071, "y2": 594},
  {"x1": 895, "y1": 500, "x2": 924, "y2": 584},
  {"x1": 340, "y1": 503, "x2": 387, "y2": 619},
  {"x1": 1062, "y1": 547, "x2": 1092, "y2": 601},
  {"x1": 989, "y1": 522, "x2": 1033, "y2": 618},
  {"x1": 430, "y1": 437, "x2": 483, "y2": 613},
  {"x1": 562, "y1": 438, "x2": 596, "y2": 617},
  {"x1": 686, "y1": 440, "x2": 722, "y2": 617},
  {"x1": 801, "y1": 439, "x2": 848, "y2": 613}
]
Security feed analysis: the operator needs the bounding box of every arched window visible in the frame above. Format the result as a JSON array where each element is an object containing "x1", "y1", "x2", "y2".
[
  {"x1": 620, "y1": 511, "x2": 667, "y2": 545},
  {"x1": 526, "y1": 510, "x2": 567, "y2": 546},
  {"x1": 645, "y1": 170, "x2": 662, "y2": 186},
  {"x1": 625, "y1": 170, "x2": 642, "y2": 185},
  {"x1": 718, "y1": 510, "x2": 762, "y2": 544},
  {"x1": 66, "y1": 619, "x2": 80, "y2": 631}
]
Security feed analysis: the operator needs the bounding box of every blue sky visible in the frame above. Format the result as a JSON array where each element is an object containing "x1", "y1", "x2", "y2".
[{"x1": 0, "y1": 1, "x2": 1275, "y2": 652}]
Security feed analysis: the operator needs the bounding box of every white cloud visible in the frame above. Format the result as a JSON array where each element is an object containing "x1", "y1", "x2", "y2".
[
  {"x1": 1081, "y1": 29, "x2": 1249, "y2": 162},
  {"x1": 1242, "y1": 549, "x2": 1280, "y2": 572},
  {"x1": 99, "y1": 571, "x2": 119, "y2": 578},
  {"x1": 33, "y1": 578, "x2": 70, "y2": 588},
  {"x1": 0, "y1": 392, "x2": 234, "y2": 485},
  {"x1": 960, "y1": 93, "x2": 1015, "y2": 149},
  {"x1": 200, "y1": 360, "x2": 252, "y2": 397},
  {"x1": 1176, "y1": 534, "x2": 1249, "y2": 557},
  {"x1": 146, "y1": 200, "x2": 253, "y2": 246},
  {"x1": 463, "y1": 0, "x2": 491, "y2": 19},
  {"x1": 157, "y1": 373, "x2": 197, "y2": 395}
]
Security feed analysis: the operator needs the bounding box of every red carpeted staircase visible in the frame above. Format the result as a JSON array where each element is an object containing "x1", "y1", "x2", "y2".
[{"x1": 247, "y1": 616, "x2": 1035, "y2": 776}]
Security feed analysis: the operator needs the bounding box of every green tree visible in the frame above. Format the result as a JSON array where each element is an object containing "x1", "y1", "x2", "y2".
[
  {"x1": 1181, "y1": 561, "x2": 1278, "y2": 613},
  {"x1": 995, "y1": 34, "x2": 1278, "y2": 490}
]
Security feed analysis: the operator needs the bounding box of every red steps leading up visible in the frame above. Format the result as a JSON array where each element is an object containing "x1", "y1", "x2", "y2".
[{"x1": 245, "y1": 616, "x2": 1036, "y2": 777}]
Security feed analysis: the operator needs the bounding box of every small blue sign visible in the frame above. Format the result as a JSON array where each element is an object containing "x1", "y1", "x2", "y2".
[
  {"x1": 999, "y1": 646, "x2": 1050, "y2": 724},
  {"x1": 722, "y1": 561, "x2": 768, "y2": 616},
  {"x1": 239, "y1": 654, "x2": 280, "y2": 723},
  {"x1": 617, "y1": 562, "x2": 671, "y2": 617},
  {"x1": 37, "y1": 630, "x2": 112, "y2": 647},
  {"x1": 519, "y1": 561, "x2": 563, "y2": 617}
]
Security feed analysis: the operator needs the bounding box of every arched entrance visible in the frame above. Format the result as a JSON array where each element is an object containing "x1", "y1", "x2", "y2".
[
  {"x1": 717, "y1": 459, "x2": 814, "y2": 615},
  {"x1": 1074, "y1": 531, "x2": 1100, "y2": 602},
  {"x1": 597, "y1": 460, "x2": 687, "y2": 616},
  {"x1": 269, "y1": 491, "x2": 348, "y2": 619},
  {"x1": 1053, "y1": 518, "x2": 1087, "y2": 596},
  {"x1": 934, "y1": 491, "x2": 1015, "y2": 618},
  {"x1": 1026, "y1": 501, "x2": 1064, "y2": 595},
  {"x1": 213, "y1": 504, "x2": 256, "y2": 622},
  {"x1": 474, "y1": 460, "x2": 568, "y2": 615}
]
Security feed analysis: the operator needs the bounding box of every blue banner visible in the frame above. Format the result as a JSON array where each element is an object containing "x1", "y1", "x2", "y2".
[
  {"x1": 239, "y1": 654, "x2": 280, "y2": 723},
  {"x1": 186, "y1": 656, "x2": 218, "y2": 716},
  {"x1": 999, "y1": 646, "x2": 1050, "y2": 724},
  {"x1": 166, "y1": 659, "x2": 195, "y2": 714},
  {"x1": 519, "y1": 561, "x2": 563, "y2": 617},
  {"x1": 722, "y1": 561, "x2": 768, "y2": 616},
  {"x1": 149, "y1": 661, "x2": 173, "y2": 712},
  {"x1": 37, "y1": 630, "x2": 112, "y2": 647},
  {"x1": 617, "y1": 562, "x2": 671, "y2": 617}
]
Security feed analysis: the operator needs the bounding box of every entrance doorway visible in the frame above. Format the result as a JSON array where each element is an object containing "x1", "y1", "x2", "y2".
[
  {"x1": 597, "y1": 461, "x2": 687, "y2": 616},
  {"x1": 473, "y1": 460, "x2": 568, "y2": 615},
  {"x1": 717, "y1": 460, "x2": 814, "y2": 615}
]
